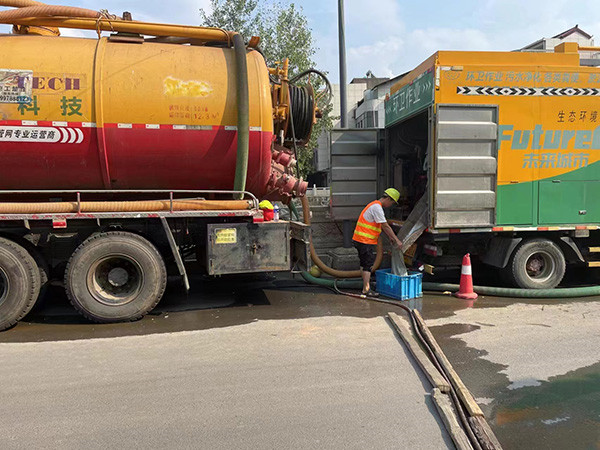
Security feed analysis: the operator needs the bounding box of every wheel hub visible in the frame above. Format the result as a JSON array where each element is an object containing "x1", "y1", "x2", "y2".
[
  {"x1": 108, "y1": 267, "x2": 129, "y2": 287},
  {"x1": 527, "y1": 256, "x2": 544, "y2": 273},
  {"x1": 525, "y1": 251, "x2": 555, "y2": 281},
  {"x1": 87, "y1": 255, "x2": 144, "y2": 306}
]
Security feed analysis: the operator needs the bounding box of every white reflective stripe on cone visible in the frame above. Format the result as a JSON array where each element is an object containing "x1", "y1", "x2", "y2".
[{"x1": 461, "y1": 265, "x2": 472, "y2": 276}]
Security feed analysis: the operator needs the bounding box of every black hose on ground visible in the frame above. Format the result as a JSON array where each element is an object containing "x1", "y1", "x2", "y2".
[
  {"x1": 318, "y1": 275, "x2": 484, "y2": 450},
  {"x1": 300, "y1": 270, "x2": 487, "y2": 449}
]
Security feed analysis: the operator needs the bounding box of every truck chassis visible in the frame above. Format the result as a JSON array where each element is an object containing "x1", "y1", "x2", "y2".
[{"x1": 0, "y1": 190, "x2": 310, "y2": 330}]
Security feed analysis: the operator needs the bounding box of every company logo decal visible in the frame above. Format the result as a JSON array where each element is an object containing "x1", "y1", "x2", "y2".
[{"x1": 0, "y1": 126, "x2": 84, "y2": 143}]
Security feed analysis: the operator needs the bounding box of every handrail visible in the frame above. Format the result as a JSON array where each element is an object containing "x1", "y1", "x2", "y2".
[{"x1": 0, "y1": 189, "x2": 259, "y2": 209}]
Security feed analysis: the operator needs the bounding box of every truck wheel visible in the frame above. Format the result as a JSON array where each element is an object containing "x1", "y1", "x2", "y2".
[
  {"x1": 65, "y1": 232, "x2": 167, "y2": 323},
  {"x1": 509, "y1": 239, "x2": 566, "y2": 289},
  {"x1": 0, "y1": 237, "x2": 41, "y2": 331},
  {"x1": 16, "y1": 239, "x2": 50, "y2": 313}
]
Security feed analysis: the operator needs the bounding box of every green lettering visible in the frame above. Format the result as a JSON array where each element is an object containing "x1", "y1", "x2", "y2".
[
  {"x1": 574, "y1": 130, "x2": 592, "y2": 149},
  {"x1": 543, "y1": 130, "x2": 561, "y2": 149},
  {"x1": 561, "y1": 130, "x2": 575, "y2": 149},
  {"x1": 512, "y1": 130, "x2": 530, "y2": 150},
  {"x1": 592, "y1": 125, "x2": 600, "y2": 149},
  {"x1": 498, "y1": 125, "x2": 513, "y2": 149},
  {"x1": 531, "y1": 124, "x2": 543, "y2": 149}
]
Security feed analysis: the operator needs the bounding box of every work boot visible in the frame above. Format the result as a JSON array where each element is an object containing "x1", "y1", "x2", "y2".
[{"x1": 362, "y1": 289, "x2": 379, "y2": 298}]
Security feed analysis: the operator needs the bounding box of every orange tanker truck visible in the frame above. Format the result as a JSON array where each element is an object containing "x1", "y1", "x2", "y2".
[{"x1": 0, "y1": 2, "x2": 327, "y2": 330}]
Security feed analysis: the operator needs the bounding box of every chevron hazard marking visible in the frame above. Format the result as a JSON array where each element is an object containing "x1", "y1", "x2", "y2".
[{"x1": 457, "y1": 86, "x2": 600, "y2": 96}]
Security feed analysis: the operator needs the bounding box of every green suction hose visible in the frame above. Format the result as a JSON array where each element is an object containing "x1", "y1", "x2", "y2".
[
  {"x1": 422, "y1": 282, "x2": 600, "y2": 298},
  {"x1": 289, "y1": 200, "x2": 300, "y2": 221},
  {"x1": 301, "y1": 271, "x2": 600, "y2": 299},
  {"x1": 300, "y1": 271, "x2": 362, "y2": 289}
]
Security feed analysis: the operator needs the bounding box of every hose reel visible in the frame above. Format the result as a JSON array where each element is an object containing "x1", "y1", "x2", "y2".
[{"x1": 286, "y1": 84, "x2": 315, "y2": 144}]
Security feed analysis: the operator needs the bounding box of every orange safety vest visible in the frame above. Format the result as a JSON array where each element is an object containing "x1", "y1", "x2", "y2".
[{"x1": 352, "y1": 200, "x2": 383, "y2": 245}]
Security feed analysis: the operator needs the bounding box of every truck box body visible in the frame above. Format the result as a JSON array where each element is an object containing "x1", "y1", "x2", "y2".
[{"x1": 385, "y1": 45, "x2": 600, "y2": 232}]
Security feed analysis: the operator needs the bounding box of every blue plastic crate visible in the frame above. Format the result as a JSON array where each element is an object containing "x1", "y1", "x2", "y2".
[{"x1": 375, "y1": 269, "x2": 423, "y2": 300}]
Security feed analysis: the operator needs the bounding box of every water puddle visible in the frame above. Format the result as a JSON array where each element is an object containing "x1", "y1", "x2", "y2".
[{"x1": 491, "y1": 363, "x2": 600, "y2": 449}]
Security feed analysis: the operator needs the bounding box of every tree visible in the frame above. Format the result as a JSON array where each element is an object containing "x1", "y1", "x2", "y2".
[
  {"x1": 199, "y1": 0, "x2": 258, "y2": 41},
  {"x1": 200, "y1": 0, "x2": 334, "y2": 178}
]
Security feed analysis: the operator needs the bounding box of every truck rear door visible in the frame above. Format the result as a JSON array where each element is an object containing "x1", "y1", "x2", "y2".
[{"x1": 433, "y1": 104, "x2": 498, "y2": 229}]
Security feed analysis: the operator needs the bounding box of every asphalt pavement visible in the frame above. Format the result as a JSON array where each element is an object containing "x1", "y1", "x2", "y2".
[
  {"x1": 2, "y1": 272, "x2": 598, "y2": 449},
  {"x1": 0, "y1": 275, "x2": 453, "y2": 450}
]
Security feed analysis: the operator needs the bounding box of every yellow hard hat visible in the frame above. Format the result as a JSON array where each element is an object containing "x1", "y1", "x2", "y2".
[
  {"x1": 384, "y1": 188, "x2": 400, "y2": 203},
  {"x1": 258, "y1": 200, "x2": 274, "y2": 210}
]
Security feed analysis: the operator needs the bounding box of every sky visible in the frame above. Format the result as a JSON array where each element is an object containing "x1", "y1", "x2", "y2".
[{"x1": 2, "y1": 0, "x2": 600, "y2": 81}]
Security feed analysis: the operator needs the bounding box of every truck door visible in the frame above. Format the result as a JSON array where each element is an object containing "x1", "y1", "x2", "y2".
[
  {"x1": 329, "y1": 129, "x2": 381, "y2": 220},
  {"x1": 434, "y1": 104, "x2": 498, "y2": 228}
]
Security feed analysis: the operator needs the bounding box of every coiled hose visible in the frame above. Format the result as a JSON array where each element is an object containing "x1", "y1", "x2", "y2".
[{"x1": 288, "y1": 85, "x2": 314, "y2": 143}]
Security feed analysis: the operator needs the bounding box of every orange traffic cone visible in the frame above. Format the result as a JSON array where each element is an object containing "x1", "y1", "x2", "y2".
[{"x1": 454, "y1": 253, "x2": 478, "y2": 300}]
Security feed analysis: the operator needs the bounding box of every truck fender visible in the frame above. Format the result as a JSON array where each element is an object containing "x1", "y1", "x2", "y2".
[
  {"x1": 557, "y1": 236, "x2": 585, "y2": 263},
  {"x1": 481, "y1": 236, "x2": 522, "y2": 268}
]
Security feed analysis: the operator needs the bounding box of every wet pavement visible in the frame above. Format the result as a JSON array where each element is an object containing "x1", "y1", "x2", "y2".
[
  {"x1": 422, "y1": 293, "x2": 600, "y2": 450},
  {"x1": 0, "y1": 274, "x2": 451, "y2": 450},
  {"x1": 1, "y1": 272, "x2": 599, "y2": 449}
]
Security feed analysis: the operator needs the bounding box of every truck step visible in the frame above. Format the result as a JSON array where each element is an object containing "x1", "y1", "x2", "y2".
[
  {"x1": 588, "y1": 247, "x2": 600, "y2": 253},
  {"x1": 587, "y1": 261, "x2": 600, "y2": 267}
]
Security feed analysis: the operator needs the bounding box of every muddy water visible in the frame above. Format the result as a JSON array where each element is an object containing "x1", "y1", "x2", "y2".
[
  {"x1": 422, "y1": 294, "x2": 600, "y2": 450},
  {"x1": 1, "y1": 273, "x2": 599, "y2": 449}
]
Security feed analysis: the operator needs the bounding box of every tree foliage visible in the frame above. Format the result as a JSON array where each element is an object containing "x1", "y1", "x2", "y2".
[
  {"x1": 200, "y1": 0, "x2": 334, "y2": 178},
  {"x1": 199, "y1": 0, "x2": 258, "y2": 41}
]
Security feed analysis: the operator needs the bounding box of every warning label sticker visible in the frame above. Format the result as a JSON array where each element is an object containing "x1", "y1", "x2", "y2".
[
  {"x1": 0, "y1": 70, "x2": 33, "y2": 103},
  {"x1": 215, "y1": 228, "x2": 237, "y2": 244}
]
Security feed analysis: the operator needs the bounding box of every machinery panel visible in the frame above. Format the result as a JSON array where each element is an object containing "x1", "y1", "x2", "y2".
[{"x1": 207, "y1": 222, "x2": 290, "y2": 275}]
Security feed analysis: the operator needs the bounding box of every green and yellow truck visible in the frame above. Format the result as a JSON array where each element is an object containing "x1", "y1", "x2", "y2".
[{"x1": 384, "y1": 42, "x2": 600, "y2": 288}]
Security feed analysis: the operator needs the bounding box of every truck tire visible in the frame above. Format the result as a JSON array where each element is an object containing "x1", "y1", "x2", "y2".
[
  {"x1": 508, "y1": 239, "x2": 566, "y2": 289},
  {"x1": 0, "y1": 237, "x2": 41, "y2": 331},
  {"x1": 15, "y1": 239, "x2": 50, "y2": 313},
  {"x1": 65, "y1": 232, "x2": 167, "y2": 323}
]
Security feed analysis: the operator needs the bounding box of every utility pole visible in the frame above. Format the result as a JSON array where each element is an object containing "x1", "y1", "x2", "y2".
[
  {"x1": 338, "y1": 0, "x2": 353, "y2": 248},
  {"x1": 338, "y1": 0, "x2": 347, "y2": 128}
]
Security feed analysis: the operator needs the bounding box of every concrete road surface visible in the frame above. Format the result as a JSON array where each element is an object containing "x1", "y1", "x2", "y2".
[{"x1": 0, "y1": 314, "x2": 453, "y2": 449}]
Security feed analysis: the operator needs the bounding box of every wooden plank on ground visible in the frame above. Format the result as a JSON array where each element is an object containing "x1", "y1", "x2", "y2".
[
  {"x1": 387, "y1": 312, "x2": 450, "y2": 393},
  {"x1": 432, "y1": 388, "x2": 474, "y2": 450},
  {"x1": 413, "y1": 309, "x2": 484, "y2": 417},
  {"x1": 469, "y1": 416, "x2": 504, "y2": 450}
]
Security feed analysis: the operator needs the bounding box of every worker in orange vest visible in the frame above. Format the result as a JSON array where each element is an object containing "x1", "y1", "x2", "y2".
[{"x1": 352, "y1": 188, "x2": 403, "y2": 297}]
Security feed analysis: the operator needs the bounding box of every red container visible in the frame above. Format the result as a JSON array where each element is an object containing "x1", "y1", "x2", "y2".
[{"x1": 262, "y1": 209, "x2": 274, "y2": 221}]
